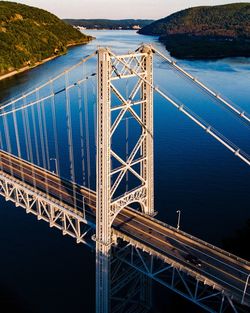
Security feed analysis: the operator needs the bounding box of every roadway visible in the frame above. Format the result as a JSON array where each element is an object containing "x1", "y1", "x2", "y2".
[{"x1": 0, "y1": 150, "x2": 249, "y2": 306}]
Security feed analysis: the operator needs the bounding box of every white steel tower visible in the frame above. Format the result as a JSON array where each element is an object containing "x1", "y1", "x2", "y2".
[{"x1": 96, "y1": 45, "x2": 154, "y2": 313}]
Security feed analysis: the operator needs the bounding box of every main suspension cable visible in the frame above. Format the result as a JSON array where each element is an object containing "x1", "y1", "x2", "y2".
[
  {"x1": 151, "y1": 45, "x2": 250, "y2": 126},
  {"x1": 108, "y1": 48, "x2": 250, "y2": 167}
]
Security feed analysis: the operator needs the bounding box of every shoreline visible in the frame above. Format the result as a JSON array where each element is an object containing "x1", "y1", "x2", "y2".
[
  {"x1": 139, "y1": 34, "x2": 250, "y2": 61},
  {"x1": 139, "y1": 33, "x2": 250, "y2": 61},
  {"x1": 0, "y1": 54, "x2": 60, "y2": 82},
  {"x1": 0, "y1": 40, "x2": 91, "y2": 82}
]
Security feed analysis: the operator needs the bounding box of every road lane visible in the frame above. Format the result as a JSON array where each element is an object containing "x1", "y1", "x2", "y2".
[{"x1": 114, "y1": 211, "x2": 248, "y2": 297}]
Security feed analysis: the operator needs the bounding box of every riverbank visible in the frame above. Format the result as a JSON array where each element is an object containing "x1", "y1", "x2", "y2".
[
  {"x1": 0, "y1": 55, "x2": 58, "y2": 81},
  {"x1": 0, "y1": 40, "x2": 91, "y2": 82},
  {"x1": 159, "y1": 35, "x2": 250, "y2": 60}
]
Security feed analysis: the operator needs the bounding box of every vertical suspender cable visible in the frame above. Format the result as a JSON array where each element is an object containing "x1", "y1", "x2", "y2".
[
  {"x1": 37, "y1": 95, "x2": 49, "y2": 195},
  {"x1": 13, "y1": 104, "x2": 21, "y2": 158},
  {"x1": 3, "y1": 111, "x2": 11, "y2": 154},
  {"x1": 125, "y1": 117, "x2": 129, "y2": 193},
  {"x1": 25, "y1": 101, "x2": 34, "y2": 164},
  {"x1": 50, "y1": 81, "x2": 62, "y2": 203},
  {"x1": 36, "y1": 89, "x2": 46, "y2": 169},
  {"x1": 78, "y1": 80, "x2": 86, "y2": 186},
  {"x1": 0, "y1": 132, "x2": 3, "y2": 172},
  {"x1": 24, "y1": 96, "x2": 36, "y2": 188},
  {"x1": 91, "y1": 76, "x2": 97, "y2": 203},
  {"x1": 65, "y1": 72, "x2": 77, "y2": 209},
  {"x1": 32, "y1": 90, "x2": 40, "y2": 166},
  {"x1": 12, "y1": 100, "x2": 24, "y2": 181},
  {"x1": 35, "y1": 87, "x2": 50, "y2": 198},
  {"x1": 41, "y1": 99, "x2": 50, "y2": 196},
  {"x1": 3, "y1": 110, "x2": 13, "y2": 176},
  {"x1": 41, "y1": 100, "x2": 50, "y2": 171},
  {"x1": 78, "y1": 78, "x2": 86, "y2": 215},
  {"x1": 83, "y1": 66, "x2": 91, "y2": 190},
  {"x1": 93, "y1": 97, "x2": 97, "y2": 195},
  {"x1": 93, "y1": 102, "x2": 97, "y2": 148},
  {"x1": 21, "y1": 96, "x2": 30, "y2": 163},
  {"x1": 125, "y1": 80, "x2": 129, "y2": 193},
  {"x1": 50, "y1": 82, "x2": 60, "y2": 175},
  {"x1": 92, "y1": 81, "x2": 97, "y2": 149}
]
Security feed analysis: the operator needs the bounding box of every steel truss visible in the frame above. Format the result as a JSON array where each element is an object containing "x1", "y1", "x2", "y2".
[
  {"x1": 1, "y1": 164, "x2": 248, "y2": 313},
  {"x1": 0, "y1": 170, "x2": 152, "y2": 312},
  {"x1": 111, "y1": 255, "x2": 152, "y2": 313},
  {"x1": 0, "y1": 172, "x2": 94, "y2": 245},
  {"x1": 113, "y1": 240, "x2": 248, "y2": 313},
  {"x1": 96, "y1": 46, "x2": 154, "y2": 313}
]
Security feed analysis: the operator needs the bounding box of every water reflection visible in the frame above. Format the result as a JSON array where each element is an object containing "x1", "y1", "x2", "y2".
[{"x1": 0, "y1": 30, "x2": 249, "y2": 313}]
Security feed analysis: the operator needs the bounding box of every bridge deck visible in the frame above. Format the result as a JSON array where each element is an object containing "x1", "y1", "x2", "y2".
[{"x1": 0, "y1": 150, "x2": 249, "y2": 307}]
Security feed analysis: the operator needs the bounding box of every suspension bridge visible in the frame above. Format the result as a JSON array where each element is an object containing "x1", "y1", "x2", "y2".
[{"x1": 0, "y1": 45, "x2": 249, "y2": 313}]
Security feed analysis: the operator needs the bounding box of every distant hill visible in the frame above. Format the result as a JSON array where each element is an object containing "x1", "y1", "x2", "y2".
[
  {"x1": 139, "y1": 3, "x2": 250, "y2": 59},
  {"x1": 0, "y1": 1, "x2": 92, "y2": 77},
  {"x1": 64, "y1": 19, "x2": 154, "y2": 30}
]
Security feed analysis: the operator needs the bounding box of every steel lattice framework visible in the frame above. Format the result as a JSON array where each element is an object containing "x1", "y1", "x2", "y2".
[
  {"x1": 96, "y1": 46, "x2": 154, "y2": 313},
  {"x1": 113, "y1": 236, "x2": 245, "y2": 313},
  {"x1": 0, "y1": 167, "x2": 247, "y2": 313},
  {"x1": 0, "y1": 172, "x2": 94, "y2": 244}
]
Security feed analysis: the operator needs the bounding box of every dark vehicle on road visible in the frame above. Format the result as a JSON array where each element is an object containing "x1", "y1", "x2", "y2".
[{"x1": 184, "y1": 254, "x2": 202, "y2": 267}]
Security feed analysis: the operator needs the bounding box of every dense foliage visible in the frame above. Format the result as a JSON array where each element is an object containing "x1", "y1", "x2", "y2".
[
  {"x1": 139, "y1": 3, "x2": 250, "y2": 59},
  {"x1": 139, "y1": 3, "x2": 250, "y2": 38},
  {"x1": 64, "y1": 19, "x2": 154, "y2": 30},
  {"x1": 0, "y1": 1, "x2": 92, "y2": 75},
  {"x1": 158, "y1": 34, "x2": 250, "y2": 59}
]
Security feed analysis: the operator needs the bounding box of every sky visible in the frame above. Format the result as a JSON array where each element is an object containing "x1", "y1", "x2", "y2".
[{"x1": 5, "y1": 0, "x2": 248, "y2": 19}]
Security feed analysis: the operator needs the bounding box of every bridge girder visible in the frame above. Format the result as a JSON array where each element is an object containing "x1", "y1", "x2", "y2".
[
  {"x1": 0, "y1": 172, "x2": 94, "y2": 245},
  {"x1": 113, "y1": 240, "x2": 247, "y2": 313},
  {"x1": 0, "y1": 166, "x2": 248, "y2": 313}
]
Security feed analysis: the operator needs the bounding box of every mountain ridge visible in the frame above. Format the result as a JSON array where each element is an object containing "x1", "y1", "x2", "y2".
[
  {"x1": 139, "y1": 3, "x2": 250, "y2": 59},
  {"x1": 0, "y1": 1, "x2": 92, "y2": 77}
]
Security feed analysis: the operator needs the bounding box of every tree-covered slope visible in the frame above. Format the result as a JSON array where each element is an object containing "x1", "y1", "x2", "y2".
[
  {"x1": 139, "y1": 3, "x2": 250, "y2": 59},
  {"x1": 0, "y1": 1, "x2": 92, "y2": 76}
]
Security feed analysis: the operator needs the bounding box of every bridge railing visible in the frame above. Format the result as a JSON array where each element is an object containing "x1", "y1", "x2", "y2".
[{"x1": 127, "y1": 206, "x2": 250, "y2": 267}]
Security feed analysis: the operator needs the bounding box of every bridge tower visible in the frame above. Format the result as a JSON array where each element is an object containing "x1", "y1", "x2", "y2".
[{"x1": 96, "y1": 46, "x2": 154, "y2": 313}]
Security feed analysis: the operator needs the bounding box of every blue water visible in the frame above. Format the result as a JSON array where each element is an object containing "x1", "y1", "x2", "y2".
[{"x1": 0, "y1": 30, "x2": 249, "y2": 313}]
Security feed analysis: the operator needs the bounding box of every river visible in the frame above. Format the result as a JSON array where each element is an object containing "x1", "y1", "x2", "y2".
[{"x1": 0, "y1": 30, "x2": 249, "y2": 313}]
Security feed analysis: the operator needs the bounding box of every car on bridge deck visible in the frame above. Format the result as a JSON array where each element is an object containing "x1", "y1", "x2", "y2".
[{"x1": 184, "y1": 254, "x2": 202, "y2": 267}]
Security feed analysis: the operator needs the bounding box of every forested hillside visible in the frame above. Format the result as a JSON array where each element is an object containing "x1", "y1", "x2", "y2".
[
  {"x1": 139, "y1": 3, "x2": 250, "y2": 59},
  {"x1": 0, "y1": 1, "x2": 92, "y2": 76}
]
